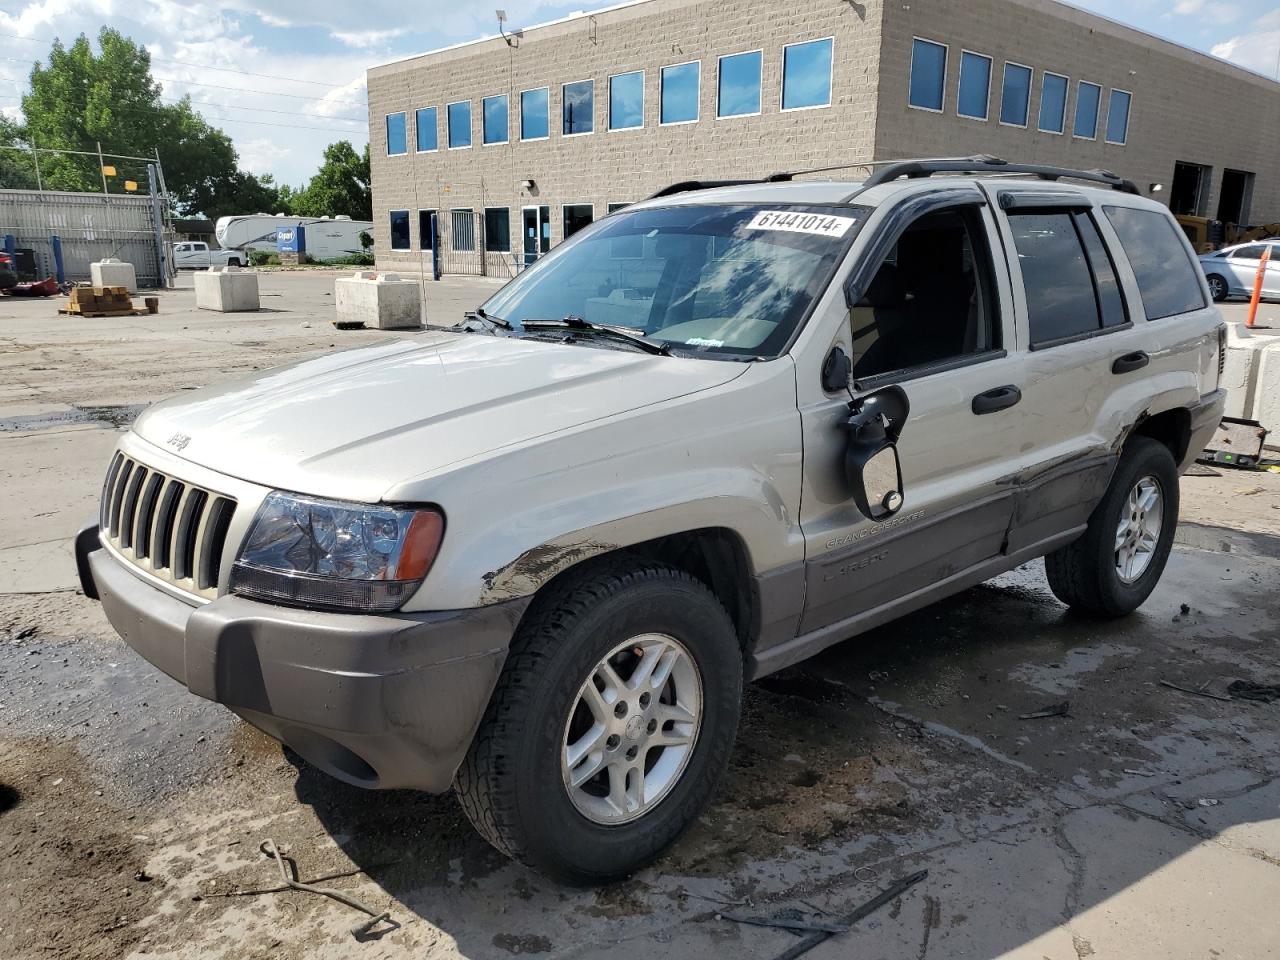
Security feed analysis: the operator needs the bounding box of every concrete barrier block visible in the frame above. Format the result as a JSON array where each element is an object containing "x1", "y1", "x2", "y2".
[
  {"x1": 1222, "y1": 324, "x2": 1280, "y2": 446},
  {"x1": 193, "y1": 265, "x2": 260, "y2": 312},
  {"x1": 90, "y1": 258, "x2": 137, "y2": 294},
  {"x1": 334, "y1": 272, "x2": 421, "y2": 330}
]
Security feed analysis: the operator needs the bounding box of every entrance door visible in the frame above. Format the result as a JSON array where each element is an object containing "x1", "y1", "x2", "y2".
[{"x1": 522, "y1": 205, "x2": 551, "y2": 267}]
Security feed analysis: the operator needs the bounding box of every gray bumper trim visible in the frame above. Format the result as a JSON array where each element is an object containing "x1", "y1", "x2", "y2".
[{"x1": 85, "y1": 539, "x2": 527, "y2": 793}]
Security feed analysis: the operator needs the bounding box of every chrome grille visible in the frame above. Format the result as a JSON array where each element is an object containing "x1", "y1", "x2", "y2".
[{"x1": 99, "y1": 452, "x2": 237, "y2": 600}]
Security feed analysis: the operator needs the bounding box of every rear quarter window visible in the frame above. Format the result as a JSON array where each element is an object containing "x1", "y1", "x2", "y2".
[{"x1": 1103, "y1": 206, "x2": 1206, "y2": 320}]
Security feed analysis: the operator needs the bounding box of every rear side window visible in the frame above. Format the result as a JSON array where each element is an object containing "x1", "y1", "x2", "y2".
[
  {"x1": 1103, "y1": 206, "x2": 1206, "y2": 319},
  {"x1": 1009, "y1": 210, "x2": 1129, "y2": 346}
]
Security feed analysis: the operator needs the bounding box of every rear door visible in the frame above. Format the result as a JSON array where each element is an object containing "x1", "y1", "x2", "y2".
[{"x1": 982, "y1": 186, "x2": 1147, "y2": 553}]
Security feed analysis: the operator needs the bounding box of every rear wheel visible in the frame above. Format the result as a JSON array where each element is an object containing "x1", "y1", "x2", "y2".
[
  {"x1": 454, "y1": 560, "x2": 742, "y2": 884},
  {"x1": 1044, "y1": 436, "x2": 1179, "y2": 617},
  {"x1": 1206, "y1": 273, "x2": 1229, "y2": 302}
]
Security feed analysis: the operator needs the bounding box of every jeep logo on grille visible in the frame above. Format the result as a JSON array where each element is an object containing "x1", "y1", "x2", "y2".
[{"x1": 166, "y1": 432, "x2": 192, "y2": 452}]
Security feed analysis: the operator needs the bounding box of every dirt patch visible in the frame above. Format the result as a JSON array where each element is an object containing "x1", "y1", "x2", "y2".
[{"x1": 0, "y1": 739, "x2": 154, "y2": 960}]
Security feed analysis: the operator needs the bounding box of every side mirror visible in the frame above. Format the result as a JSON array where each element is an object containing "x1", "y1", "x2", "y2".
[{"x1": 844, "y1": 385, "x2": 909, "y2": 521}]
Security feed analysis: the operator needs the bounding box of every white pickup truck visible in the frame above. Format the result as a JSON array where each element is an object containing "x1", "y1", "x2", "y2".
[{"x1": 172, "y1": 242, "x2": 246, "y2": 269}]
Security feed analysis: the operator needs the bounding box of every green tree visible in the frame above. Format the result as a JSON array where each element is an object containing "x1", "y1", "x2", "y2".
[
  {"x1": 0, "y1": 117, "x2": 40, "y2": 190},
  {"x1": 17, "y1": 28, "x2": 285, "y2": 217},
  {"x1": 288, "y1": 141, "x2": 371, "y2": 220}
]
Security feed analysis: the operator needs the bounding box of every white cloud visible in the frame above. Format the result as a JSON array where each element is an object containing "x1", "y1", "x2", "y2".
[
  {"x1": 1172, "y1": 0, "x2": 1204, "y2": 13},
  {"x1": 237, "y1": 137, "x2": 292, "y2": 176},
  {"x1": 1211, "y1": 29, "x2": 1280, "y2": 75},
  {"x1": 331, "y1": 27, "x2": 408, "y2": 49}
]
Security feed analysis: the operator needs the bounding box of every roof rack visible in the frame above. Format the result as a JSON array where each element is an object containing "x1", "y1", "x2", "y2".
[
  {"x1": 645, "y1": 156, "x2": 1141, "y2": 202},
  {"x1": 859, "y1": 155, "x2": 1141, "y2": 194}
]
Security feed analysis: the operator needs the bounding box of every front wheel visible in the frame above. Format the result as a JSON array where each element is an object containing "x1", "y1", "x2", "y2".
[
  {"x1": 1044, "y1": 436, "x2": 1179, "y2": 617},
  {"x1": 454, "y1": 560, "x2": 742, "y2": 883},
  {"x1": 1206, "y1": 273, "x2": 1229, "y2": 302}
]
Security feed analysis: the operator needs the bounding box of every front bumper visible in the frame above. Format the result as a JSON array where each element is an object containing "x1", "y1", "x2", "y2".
[{"x1": 78, "y1": 527, "x2": 527, "y2": 792}]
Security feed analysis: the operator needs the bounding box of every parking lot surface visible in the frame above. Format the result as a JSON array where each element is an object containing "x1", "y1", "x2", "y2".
[{"x1": 1, "y1": 274, "x2": 1278, "y2": 959}]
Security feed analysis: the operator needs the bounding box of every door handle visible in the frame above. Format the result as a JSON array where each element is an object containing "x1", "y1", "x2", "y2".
[
  {"x1": 1112, "y1": 350, "x2": 1150, "y2": 374},
  {"x1": 971, "y1": 385, "x2": 1022, "y2": 415}
]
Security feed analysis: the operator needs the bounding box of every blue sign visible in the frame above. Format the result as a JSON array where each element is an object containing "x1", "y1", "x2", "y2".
[{"x1": 277, "y1": 225, "x2": 305, "y2": 253}]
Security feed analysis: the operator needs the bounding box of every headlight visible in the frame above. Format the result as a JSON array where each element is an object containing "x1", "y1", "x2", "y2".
[{"x1": 230, "y1": 492, "x2": 445, "y2": 613}]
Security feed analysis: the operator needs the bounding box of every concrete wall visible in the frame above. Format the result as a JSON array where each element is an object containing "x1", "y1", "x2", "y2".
[
  {"x1": 876, "y1": 0, "x2": 1280, "y2": 223},
  {"x1": 366, "y1": 0, "x2": 884, "y2": 271}
]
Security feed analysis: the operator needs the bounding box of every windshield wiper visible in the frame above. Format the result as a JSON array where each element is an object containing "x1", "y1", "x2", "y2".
[
  {"x1": 521, "y1": 316, "x2": 671, "y2": 355},
  {"x1": 457, "y1": 306, "x2": 512, "y2": 332}
]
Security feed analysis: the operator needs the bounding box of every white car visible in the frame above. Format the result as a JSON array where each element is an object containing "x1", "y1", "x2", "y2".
[
  {"x1": 172, "y1": 242, "x2": 246, "y2": 269},
  {"x1": 1198, "y1": 241, "x2": 1280, "y2": 302}
]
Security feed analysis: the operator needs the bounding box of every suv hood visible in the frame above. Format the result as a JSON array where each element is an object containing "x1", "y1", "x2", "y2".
[{"x1": 132, "y1": 332, "x2": 747, "y2": 501}]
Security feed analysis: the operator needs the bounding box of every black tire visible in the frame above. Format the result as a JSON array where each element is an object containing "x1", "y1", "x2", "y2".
[
  {"x1": 1205, "y1": 273, "x2": 1229, "y2": 302},
  {"x1": 454, "y1": 558, "x2": 742, "y2": 884},
  {"x1": 229, "y1": 257, "x2": 244, "y2": 268},
  {"x1": 1044, "y1": 436, "x2": 1179, "y2": 617}
]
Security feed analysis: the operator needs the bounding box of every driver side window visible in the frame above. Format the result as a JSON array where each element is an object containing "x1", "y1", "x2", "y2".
[{"x1": 850, "y1": 207, "x2": 1001, "y2": 381}]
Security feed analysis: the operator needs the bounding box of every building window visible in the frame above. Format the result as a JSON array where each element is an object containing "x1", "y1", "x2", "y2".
[
  {"x1": 1000, "y1": 62, "x2": 1032, "y2": 126},
  {"x1": 389, "y1": 210, "x2": 410, "y2": 250},
  {"x1": 1039, "y1": 72, "x2": 1068, "y2": 133},
  {"x1": 661, "y1": 61, "x2": 700, "y2": 124},
  {"x1": 521, "y1": 87, "x2": 549, "y2": 140},
  {"x1": 607, "y1": 202, "x2": 631, "y2": 213},
  {"x1": 484, "y1": 208, "x2": 511, "y2": 252},
  {"x1": 609, "y1": 71, "x2": 644, "y2": 130},
  {"x1": 563, "y1": 204, "x2": 594, "y2": 239},
  {"x1": 957, "y1": 51, "x2": 992, "y2": 120},
  {"x1": 1073, "y1": 81, "x2": 1101, "y2": 139},
  {"x1": 909, "y1": 38, "x2": 947, "y2": 111},
  {"x1": 563, "y1": 79, "x2": 594, "y2": 135},
  {"x1": 418, "y1": 209, "x2": 435, "y2": 249},
  {"x1": 447, "y1": 100, "x2": 472, "y2": 148},
  {"x1": 451, "y1": 209, "x2": 476, "y2": 252},
  {"x1": 414, "y1": 107, "x2": 437, "y2": 152},
  {"x1": 717, "y1": 50, "x2": 762, "y2": 117},
  {"x1": 782, "y1": 38, "x2": 833, "y2": 110},
  {"x1": 482, "y1": 94, "x2": 508, "y2": 145},
  {"x1": 385, "y1": 112, "x2": 407, "y2": 155},
  {"x1": 1106, "y1": 89, "x2": 1132, "y2": 145}
]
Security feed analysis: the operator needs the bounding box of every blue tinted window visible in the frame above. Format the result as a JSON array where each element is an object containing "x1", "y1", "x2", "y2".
[
  {"x1": 563, "y1": 79, "x2": 594, "y2": 135},
  {"x1": 389, "y1": 210, "x2": 410, "y2": 250},
  {"x1": 609, "y1": 71, "x2": 644, "y2": 130},
  {"x1": 482, "y1": 95, "x2": 508, "y2": 144},
  {"x1": 783, "y1": 38, "x2": 833, "y2": 109},
  {"x1": 661, "y1": 62, "x2": 700, "y2": 123},
  {"x1": 1106, "y1": 89, "x2": 1131, "y2": 144},
  {"x1": 447, "y1": 101, "x2": 471, "y2": 148},
  {"x1": 718, "y1": 51, "x2": 762, "y2": 117},
  {"x1": 1074, "y1": 81, "x2": 1100, "y2": 138},
  {"x1": 909, "y1": 38, "x2": 946, "y2": 110},
  {"x1": 1039, "y1": 73, "x2": 1067, "y2": 132},
  {"x1": 1000, "y1": 63, "x2": 1032, "y2": 125},
  {"x1": 415, "y1": 107, "x2": 437, "y2": 151},
  {"x1": 957, "y1": 51, "x2": 991, "y2": 119},
  {"x1": 385, "y1": 112, "x2": 407, "y2": 155},
  {"x1": 521, "y1": 88, "x2": 549, "y2": 139}
]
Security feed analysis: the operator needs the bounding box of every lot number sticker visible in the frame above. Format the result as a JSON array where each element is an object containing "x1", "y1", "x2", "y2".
[{"x1": 745, "y1": 211, "x2": 857, "y2": 238}]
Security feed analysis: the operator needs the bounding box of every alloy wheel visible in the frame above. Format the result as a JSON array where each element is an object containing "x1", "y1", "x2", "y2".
[{"x1": 1115, "y1": 475, "x2": 1163, "y2": 583}]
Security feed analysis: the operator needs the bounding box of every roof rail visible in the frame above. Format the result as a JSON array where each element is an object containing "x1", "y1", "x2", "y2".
[
  {"x1": 860, "y1": 155, "x2": 1141, "y2": 194},
  {"x1": 645, "y1": 179, "x2": 764, "y2": 200}
]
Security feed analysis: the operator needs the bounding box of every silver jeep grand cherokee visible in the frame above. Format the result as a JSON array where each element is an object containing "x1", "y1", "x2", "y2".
[{"x1": 77, "y1": 158, "x2": 1226, "y2": 883}]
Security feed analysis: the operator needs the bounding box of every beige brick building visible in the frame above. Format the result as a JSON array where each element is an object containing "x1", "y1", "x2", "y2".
[{"x1": 366, "y1": 0, "x2": 1280, "y2": 274}]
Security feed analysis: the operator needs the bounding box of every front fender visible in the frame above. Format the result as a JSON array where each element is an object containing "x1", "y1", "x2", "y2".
[{"x1": 393, "y1": 361, "x2": 805, "y2": 611}]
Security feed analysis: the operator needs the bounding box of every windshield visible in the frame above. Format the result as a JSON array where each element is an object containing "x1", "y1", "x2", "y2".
[{"x1": 481, "y1": 203, "x2": 868, "y2": 358}]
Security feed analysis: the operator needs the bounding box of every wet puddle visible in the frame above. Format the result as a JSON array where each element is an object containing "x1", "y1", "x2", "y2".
[{"x1": 0, "y1": 403, "x2": 148, "y2": 432}]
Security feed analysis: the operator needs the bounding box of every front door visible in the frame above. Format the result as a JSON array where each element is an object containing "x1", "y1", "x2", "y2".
[
  {"x1": 796, "y1": 195, "x2": 1026, "y2": 634},
  {"x1": 522, "y1": 205, "x2": 551, "y2": 267}
]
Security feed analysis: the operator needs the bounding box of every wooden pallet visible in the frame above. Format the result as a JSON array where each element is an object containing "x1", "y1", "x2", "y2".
[{"x1": 59, "y1": 286, "x2": 159, "y2": 317}]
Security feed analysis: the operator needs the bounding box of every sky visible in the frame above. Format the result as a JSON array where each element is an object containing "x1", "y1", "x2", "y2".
[{"x1": 0, "y1": 0, "x2": 1276, "y2": 189}]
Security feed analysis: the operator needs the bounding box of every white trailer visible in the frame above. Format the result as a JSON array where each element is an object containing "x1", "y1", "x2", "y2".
[{"x1": 213, "y1": 214, "x2": 373, "y2": 259}]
